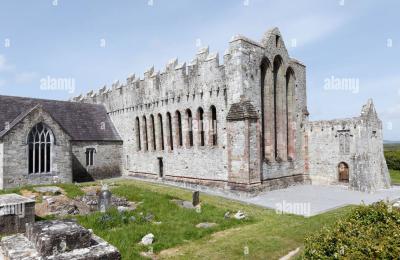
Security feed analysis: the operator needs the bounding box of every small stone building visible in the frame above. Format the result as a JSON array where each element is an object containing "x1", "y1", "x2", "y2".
[
  {"x1": 0, "y1": 27, "x2": 391, "y2": 192},
  {"x1": 0, "y1": 96, "x2": 122, "y2": 189}
]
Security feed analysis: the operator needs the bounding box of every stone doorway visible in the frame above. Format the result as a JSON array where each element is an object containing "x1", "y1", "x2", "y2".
[
  {"x1": 158, "y1": 157, "x2": 164, "y2": 178},
  {"x1": 338, "y1": 162, "x2": 349, "y2": 183}
]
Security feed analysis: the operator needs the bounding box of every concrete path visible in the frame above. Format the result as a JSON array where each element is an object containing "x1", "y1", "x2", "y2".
[{"x1": 241, "y1": 185, "x2": 400, "y2": 216}]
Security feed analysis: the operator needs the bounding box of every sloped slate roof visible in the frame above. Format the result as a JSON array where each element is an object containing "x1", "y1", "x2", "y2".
[
  {"x1": 227, "y1": 100, "x2": 259, "y2": 121},
  {"x1": 0, "y1": 95, "x2": 121, "y2": 141}
]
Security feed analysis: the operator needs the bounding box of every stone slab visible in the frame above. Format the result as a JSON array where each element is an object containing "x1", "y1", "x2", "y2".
[
  {"x1": 26, "y1": 220, "x2": 92, "y2": 257},
  {"x1": 0, "y1": 234, "x2": 41, "y2": 259},
  {"x1": 0, "y1": 194, "x2": 35, "y2": 205},
  {"x1": 0, "y1": 232, "x2": 121, "y2": 260},
  {"x1": 34, "y1": 186, "x2": 63, "y2": 195}
]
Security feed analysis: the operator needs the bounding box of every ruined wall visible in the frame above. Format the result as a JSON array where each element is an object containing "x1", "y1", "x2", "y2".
[
  {"x1": 0, "y1": 108, "x2": 72, "y2": 189},
  {"x1": 71, "y1": 141, "x2": 123, "y2": 182},
  {"x1": 0, "y1": 142, "x2": 3, "y2": 189},
  {"x1": 79, "y1": 48, "x2": 229, "y2": 186},
  {"x1": 75, "y1": 27, "x2": 310, "y2": 191},
  {"x1": 224, "y1": 29, "x2": 309, "y2": 185},
  {"x1": 308, "y1": 100, "x2": 390, "y2": 191}
]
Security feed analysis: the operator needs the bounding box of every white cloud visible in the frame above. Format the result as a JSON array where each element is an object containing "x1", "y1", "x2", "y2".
[
  {"x1": 15, "y1": 72, "x2": 38, "y2": 84},
  {"x1": 0, "y1": 54, "x2": 15, "y2": 72}
]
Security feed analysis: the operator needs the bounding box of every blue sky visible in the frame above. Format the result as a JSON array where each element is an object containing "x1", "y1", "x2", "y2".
[{"x1": 0, "y1": 0, "x2": 399, "y2": 140}]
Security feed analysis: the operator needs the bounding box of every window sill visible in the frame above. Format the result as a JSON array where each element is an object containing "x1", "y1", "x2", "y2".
[{"x1": 25, "y1": 172, "x2": 58, "y2": 177}]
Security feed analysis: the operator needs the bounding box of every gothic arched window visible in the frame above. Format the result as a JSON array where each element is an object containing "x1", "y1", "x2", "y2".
[
  {"x1": 210, "y1": 105, "x2": 217, "y2": 146},
  {"x1": 28, "y1": 123, "x2": 53, "y2": 174},
  {"x1": 186, "y1": 109, "x2": 194, "y2": 147},
  {"x1": 197, "y1": 107, "x2": 205, "y2": 146}
]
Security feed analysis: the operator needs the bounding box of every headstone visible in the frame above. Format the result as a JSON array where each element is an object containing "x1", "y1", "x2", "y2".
[
  {"x1": 98, "y1": 184, "x2": 112, "y2": 213},
  {"x1": 192, "y1": 191, "x2": 200, "y2": 206},
  {"x1": 0, "y1": 194, "x2": 35, "y2": 235}
]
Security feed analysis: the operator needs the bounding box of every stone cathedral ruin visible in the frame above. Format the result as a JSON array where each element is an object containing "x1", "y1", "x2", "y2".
[{"x1": 0, "y1": 27, "x2": 390, "y2": 193}]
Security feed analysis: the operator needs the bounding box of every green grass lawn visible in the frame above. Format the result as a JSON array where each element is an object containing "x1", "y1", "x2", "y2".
[
  {"x1": 81, "y1": 180, "x2": 351, "y2": 259},
  {"x1": 390, "y1": 169, "x2": 400, "y2": 185},
  {"x1": 0, "y1": 180, "x2": 352, "y2": 259}
]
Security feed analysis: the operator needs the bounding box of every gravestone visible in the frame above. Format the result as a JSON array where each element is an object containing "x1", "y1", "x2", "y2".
[
  {"x1": 0, "y1": 194, "x2": 35, "y2": 235},
  {"x1": 192, "y1": 191, "x2": 200, "y2": 206}
]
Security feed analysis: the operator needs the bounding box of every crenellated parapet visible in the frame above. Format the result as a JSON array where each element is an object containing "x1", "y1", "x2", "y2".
[{"x1": 74, "y1": 43, "x2": 227, "y2": 114}]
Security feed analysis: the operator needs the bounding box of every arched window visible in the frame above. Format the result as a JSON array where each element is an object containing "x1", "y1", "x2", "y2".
[
  {"x1": 167, "y1": 112, "x2": 173, "y2": 150},
  {"x1": 210, "y1": 105, "x2": 217, "y2": 146},
  {"x1": 286, "y1": 68, "x2": 295, "y2": 160},
  {"x1": 273, "y1": 55, "x2": 286, "y2": 161},
  {"x1": 150, "y1": 114, "x2": 156, "y2": 150},
  {"x1": 136, "y1": 117, "x2": 141, "y2": 151},
  {"x1": 197, "y1": 107, "x2": 205, "y2": 146},
  {"x1": 158, "y1": 114, "x2": 165, "y2": 150},
  {"x1": 175, "y1": 110, "x2": 183, "y2": 147},
  {"x1": 186, "y1": 109, "x2": 194, "y2": 147},
  {"x1": 143, "y1": 116, "x2": 148, "y2": 151},
  {"x1": 260, "y1": 57, "x2": 274, "y2": 162},
  {"x1": 28, "y1": 122, "x2": 53, "y2": 174}
]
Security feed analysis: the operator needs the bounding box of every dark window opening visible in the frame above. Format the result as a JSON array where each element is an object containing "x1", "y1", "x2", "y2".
[
  {"x1": 86, "y1": 148, "x2": 96, "y2": 166},
  {"x1": 176, "y1": 111, "x2": 183, "y2": 146},
  {"x1": 186, "y1": 109, "x2": 194, "y2": 147},
  {"x1": 151, "y1": 115, "x2": 156, "y2": 150},
  {"x1": 210, "y1": 105, "x2": 217, "y2": 146},
  {"x1": 136, "y1": 117, "x2": 141, "y2": 151},
  {"x1": 198, "y1": 107, "x2": 205, "y2": 146},
  {"x1": 167, "y1": 112, "x2": 173, "y2": 150},
  {"x1": 158, "y1": 114, "x2": 165, "y2": 150},
  {"x1": 158, "y1": 157, "x2": 164, "y2": 178}
]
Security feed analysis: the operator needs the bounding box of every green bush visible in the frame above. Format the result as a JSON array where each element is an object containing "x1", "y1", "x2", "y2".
[
  {"x1": 384, "y1": 150, "x2": 400, "y2": 170},
  {"x1": 303, "y1": 201, "x2": 400, "y2": 259}
]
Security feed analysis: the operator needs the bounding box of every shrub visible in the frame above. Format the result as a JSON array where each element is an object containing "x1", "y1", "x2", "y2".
[
  {"x1": 303, "y1": 201, "x2": 400, "y2": 259},
  {"x1": 384, "y1": 150, "x2": 400, "y2": 170}
]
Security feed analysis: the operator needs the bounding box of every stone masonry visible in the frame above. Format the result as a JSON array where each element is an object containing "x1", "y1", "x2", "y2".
[
  {"x1": 0, "y1": 220, "x2": 121, "y2": 259},
  {"x1": 0, "y1": 194, "x2": 35, "y2": 235},
  {"x1": 73, "y1": 27, "x2": 390, "y2": 193}
]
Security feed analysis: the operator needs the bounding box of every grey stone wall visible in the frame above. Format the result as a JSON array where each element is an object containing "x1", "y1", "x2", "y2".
[
  {"x1": 76, "y1": 27, "x2": 309, "y2": 190},
  {"x1": 80, "y1": 47, "x2": 229, "y2": 185},
  {"x1": 71, "y1": 141, "x2": 123, "y2": 181},
  {"x1": 74, "y1": 27, "x2": 389, "y2": 193},
  {"x1": 308, "y1": 100, "x2": 390, "y2": 191},
  {"x1": 0, "y1": 142, "x2": 3, "y2": 189},
  {"x1": 0, "y1": 107, "x2": 72, "y2": 189}
]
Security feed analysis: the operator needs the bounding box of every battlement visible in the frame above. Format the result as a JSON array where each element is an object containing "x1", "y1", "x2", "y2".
[
  {"x1": 72, "y1": 27, "x2": 297, "y2": 111},
  {"x1": 74, "y1": 43, "x2": 225, "y2": 107}
]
